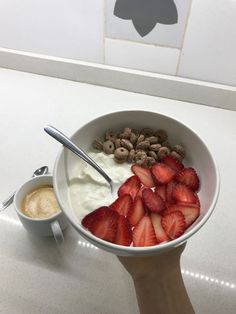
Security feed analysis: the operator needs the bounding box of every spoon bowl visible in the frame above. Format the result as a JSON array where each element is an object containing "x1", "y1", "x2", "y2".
[{"x1": 33, "y1": 166, "x2": 49, "y2": 177}]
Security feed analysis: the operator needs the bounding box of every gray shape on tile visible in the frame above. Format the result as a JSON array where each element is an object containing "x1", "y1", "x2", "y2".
[
  {"x1": 132, "y1": 19, "x2": 157, "y2": 37},
  {"x1": 113, "y1": 0, "x2": 133, "y2": 20},
  {"x1": 106, "y1": 0, "x2": 191, "y2": 48},
  {"x1": 114, "y1": 0, "x2": 178, "y2": 37}
]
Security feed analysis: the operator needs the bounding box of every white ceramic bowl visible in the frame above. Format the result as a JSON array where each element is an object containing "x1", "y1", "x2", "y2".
[{"x1": 53, "y1": 110, "x2": 220, "y2": 256}]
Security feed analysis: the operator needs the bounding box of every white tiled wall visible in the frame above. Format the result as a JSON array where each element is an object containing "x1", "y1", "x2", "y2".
[
  {"x1": 178, "y1": 0, "x2": 236, "y2": 87},
  {"x1": 0, "y1": 0, "x2": 235, "y2": 87},
  {"x1": 105, "y1": 38, "x2": 180, "y2": 75},
  {"x1": 0, "y1": 0, "x2": 104, "y2": 63}
]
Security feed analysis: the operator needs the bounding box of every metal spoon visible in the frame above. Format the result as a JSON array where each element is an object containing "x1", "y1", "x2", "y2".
[
  {"x1": 0, "y1": 166, "x2": 49, "y2": 212},
  {"x1": 44, "y1": 125, "x2": 120, "y2": 195}
]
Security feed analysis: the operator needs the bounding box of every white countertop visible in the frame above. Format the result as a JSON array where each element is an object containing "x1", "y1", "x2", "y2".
[{"x1": 0, "y1": 68, "x2": 235, "y2": 314}]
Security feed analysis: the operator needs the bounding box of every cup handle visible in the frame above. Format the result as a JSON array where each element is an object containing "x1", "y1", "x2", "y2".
[{"x1": 50, "y1": 220, "x2": 64, "y2": 244}]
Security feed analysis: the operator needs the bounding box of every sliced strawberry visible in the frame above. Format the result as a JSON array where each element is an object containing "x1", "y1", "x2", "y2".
[
  {"x1": 142, "y1": 188, "x2": 166, "y2": 213},
  {"x1": 150, "y1": 213, "x2": 169, "y2": 243},
  {"x1": 160, "y1": 209, "x2": 169, "y2": 217},
  {"x1": 166, "y1": 204, "x2": 200, "y2": 228},
  {"x1": 82, "y1": 206, "x2": 110, "y2": 229},
  {"x1": 173, "y1": 183, "x2": 199, "y2": 204},
  {"x1": 127, "y1": 196, "x2": 145, "y2": 227},
  {"x1": 118, "y1": 175, "x2": 141, "y2": 200},
  {"x1": 131, "y1": 165, "x2": 155, "y2": 188},
  {"x1": 110, "y1": 194, "x2": 133, "y2": 216},
  {"x1": 133, "y1": 216, "x2": 157, "y2": 247},
  {"x1": 136, "y1": 185, "x2": 146, "y2": 198},
  {"x1": 89, "y1": 208, "x2": 119, "y2": 243},
  {"x1": 177, "y1": 201, "x2": 200, "y2": 208},
  {"x1": 155, "y1": 185, "x2": 166, "y2": 202},
  {"x1": 161, "y1": 211, "x2": 185, "y2": 239},
  {"x1": 166, "y1": 180, "x2": 178, "y2": 204},
  {"x1": 175, "y1": 167, "x2": 200, "y2": 191},
  {"x1": 162, "y1": 155, "x2": 184, "y2": 173},
  {"x1": 115, "y1": 215, "x2": 132, "y2": 246},
  {"x1": 151, "y1": 163, "x2": 175, "y2": 184}
]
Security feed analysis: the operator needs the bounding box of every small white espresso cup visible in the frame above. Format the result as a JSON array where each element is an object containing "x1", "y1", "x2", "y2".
[{"x1": 14, "y1": 175, "x2": 68, "y2": 244}]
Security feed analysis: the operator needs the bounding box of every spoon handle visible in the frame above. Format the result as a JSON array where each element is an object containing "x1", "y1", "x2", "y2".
[
  {"x1": 0, "y1": 193, "x2": 15, "y2": 211},
  {"x1": 44, "y1": 125, "x2": 112, "y2": 186}
]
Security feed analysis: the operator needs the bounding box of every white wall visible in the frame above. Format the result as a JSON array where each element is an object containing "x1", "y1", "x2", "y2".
[
  {"x1": 178, "y1": 0, "x2": 236, "y2": 87},
  {"x1": 0, "y1": 0, "x2": 104, "y2": 62},
  {"x1": 0, "y1": 0, "x2": 235, "y2": 86}
]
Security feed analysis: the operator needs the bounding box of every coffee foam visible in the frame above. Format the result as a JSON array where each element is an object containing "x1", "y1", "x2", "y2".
[{"x1": 22, "y1": 185, "x2": 60, "y2": 219}]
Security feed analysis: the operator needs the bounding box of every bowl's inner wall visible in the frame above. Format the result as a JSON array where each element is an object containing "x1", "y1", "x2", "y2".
[{"x1": 55, "y1": 111, "x2": 217, "y2": 232}]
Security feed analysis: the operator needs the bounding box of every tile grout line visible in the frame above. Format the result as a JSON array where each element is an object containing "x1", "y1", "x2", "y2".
[
  {"x1": 105, "y1": 36, "x2": 180, "y2": 51},
  {"x1": 103, "y1": 0, "x2": 106, "y2": 64},
  {"x1": 176, "y1": 0, "x2": 194, "y2": 75}
]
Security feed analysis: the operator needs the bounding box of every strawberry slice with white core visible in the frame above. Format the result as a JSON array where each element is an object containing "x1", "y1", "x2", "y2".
[
  {"x1": 161, "y1": 211, "x2": 185, "y2": 239},
  {"x1": 88, "y1": 208, "x2": 120, "y2": 243},
  {"x1": 110, "y1": 194, "x2": 133, "y2": 216},
  {"x1": 150, "y1": 213, "x2": 169, "y2": 243},
  {"x1": 162, "y1": 155, "x2": 184, "y2": 173},
  {"x1": 166, "y1": 204, "x2": 200, "y2": 228},
  {"x1": 115, "y1": 215, "x2": 132, "y2": 246},
  {"x1": 133, "y1": 216, "x2": 157, "y2": 247},
  {"x1": 143, "y1": 188, "x2": 166, "y2": 213},
  {"x1": 155, "y1": 185, "x2": 166, "y2": 202},
  {"x1": 151, "y1": 163, "x2": 176, "y2": 184},
  {"x1": 118, "y1": 175, "x2": 141, "y2": 200},
  {"x1": 127, "y1": 196, "x2": 145, "y2": 227},
  {"x1": 175, "y1": 167, "x2": 200, "y2": 191},
  {"x1": 131, "y1": 165, "x2": 155, "y2": 188},
  {"x1": 173, "y1": 183, "x2": 199, "y2": 205}
]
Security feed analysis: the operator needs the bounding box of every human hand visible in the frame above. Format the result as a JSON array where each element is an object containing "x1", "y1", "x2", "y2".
[
  {"x1": 117, "y1": 243, "x2": 194, "y2": 314},
  {"x1": 118, "y1": 242, "x2": 186, "y2": 280}
]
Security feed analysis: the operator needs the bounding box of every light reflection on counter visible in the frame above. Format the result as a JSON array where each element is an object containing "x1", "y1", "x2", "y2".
[
  {"x1": 78, "y1": 239, "x2": 98, "y2": 250},
  {"x1": 77, "y1": 240, "x2": 236, "y2": 290},
  {"x1": 1, "y1": 215, "x2": 235, "y2": 291},
  {"x1": 182, "y1": 269, "x2": 235, "y2": 289}
]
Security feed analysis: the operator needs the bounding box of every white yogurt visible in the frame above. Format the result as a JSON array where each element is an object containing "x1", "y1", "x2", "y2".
[{"x1": 69, "y1": 152, "x2": 132, "y2": 221}]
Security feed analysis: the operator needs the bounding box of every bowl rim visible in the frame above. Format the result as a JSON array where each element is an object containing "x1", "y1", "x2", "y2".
[{"x1": 53, "y1": 109, "x2": 220, "y2": 253}]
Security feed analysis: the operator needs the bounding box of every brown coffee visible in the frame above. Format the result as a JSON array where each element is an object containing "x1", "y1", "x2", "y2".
[{"x1": 21, "y1": 185, "x2": 60, "y2": 219}]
